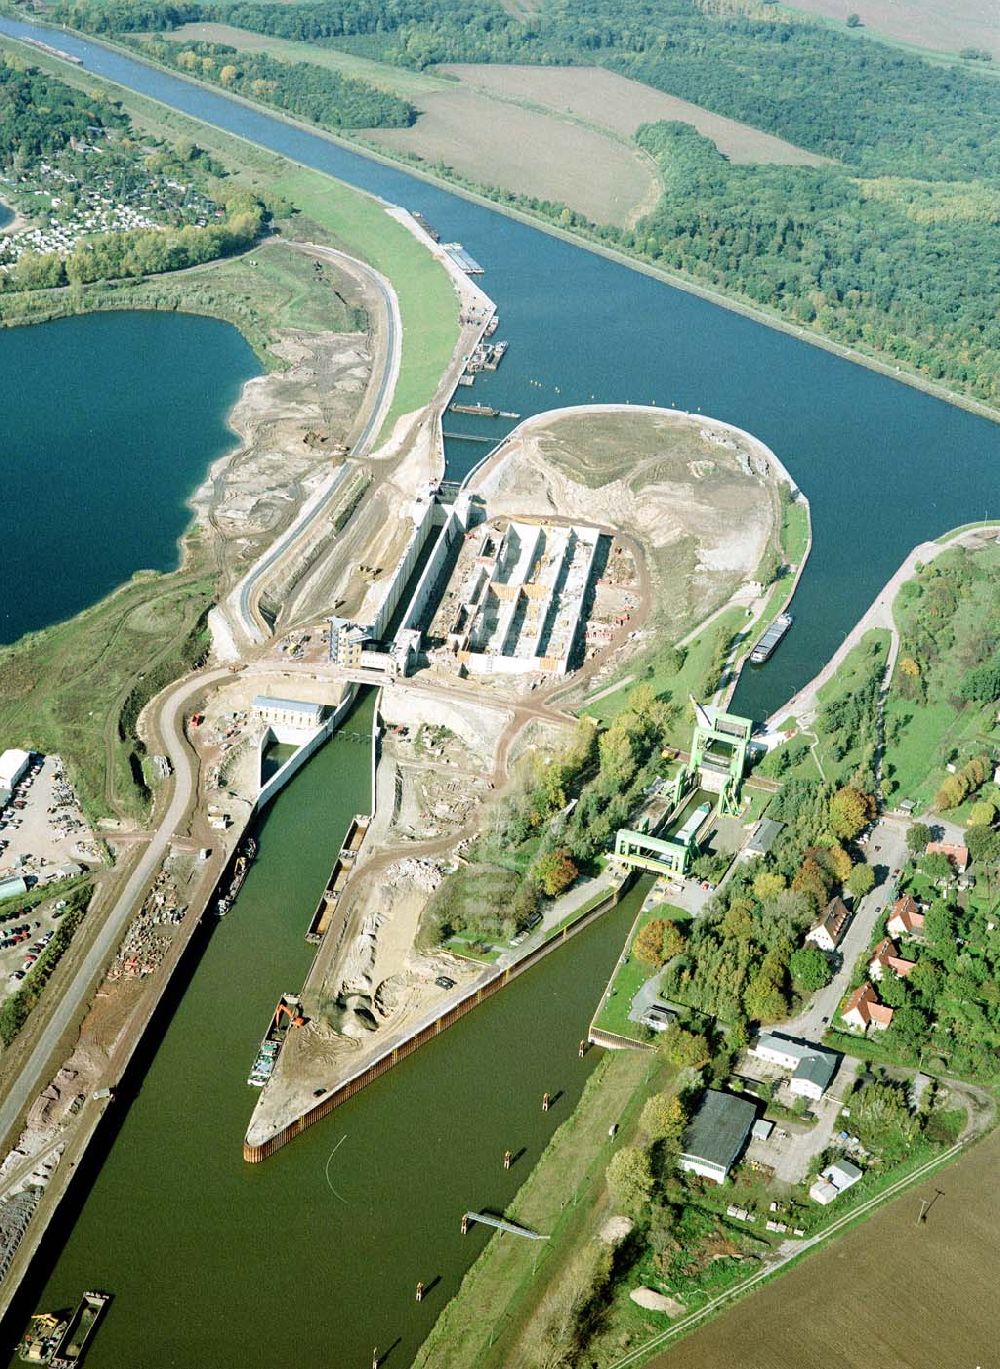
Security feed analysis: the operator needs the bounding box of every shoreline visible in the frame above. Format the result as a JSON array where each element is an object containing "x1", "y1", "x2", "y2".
[{"x1": 7, "y1": 18, "x2": 998, "y2": 429}]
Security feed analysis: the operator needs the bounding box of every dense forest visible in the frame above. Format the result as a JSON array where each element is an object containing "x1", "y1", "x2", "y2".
[
  {"x1": 37, "y1": 0, "x2": 1000, "y2": 405},
  {"x1": 0, "y1": 56, "x2": 127, "y2": 160},
  {"x1": 133, "y1": 36, "x2": 416, "y2": 127}
]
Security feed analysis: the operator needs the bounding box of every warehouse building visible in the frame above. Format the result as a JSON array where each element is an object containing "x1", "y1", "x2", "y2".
[
  {"x1": 679, "y1": 1089, "x2": 756, "y2": 1183},
  {"x1": 0, "y1": 749, "x2": 31, "y2": 792}
]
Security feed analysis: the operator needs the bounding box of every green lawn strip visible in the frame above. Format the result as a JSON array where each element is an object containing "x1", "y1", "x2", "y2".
[
  {"x1": 591, "y1": 904, "x2": 686, "y2": 1042},
  {"x1": 542, "y1": 884, "x2": 617, "y2": 944},
  {"x1": 265, "y1": 165, "x2": 459, "y2": 431},
  {"x1": 780, "y1": 497, "x2": 810, "y2": 565},
  {"x1": 587, "y1": 607, "x2": 748, "y2": 732},
  {"x1": 412, "y1": 1049, "x2": 654, "y2": 1369}
]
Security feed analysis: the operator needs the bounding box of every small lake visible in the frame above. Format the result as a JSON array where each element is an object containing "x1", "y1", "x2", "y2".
[{"x1": 0, "y1": 310, "x2": 258, "y2": 645}]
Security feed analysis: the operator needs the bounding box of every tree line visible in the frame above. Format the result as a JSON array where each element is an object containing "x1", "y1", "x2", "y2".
[
  {"x1": 133, "y1": 36, "x2": 416, "y2": 128},
  {"x1": 44, "y1": 0, "x2": 1000, "y2": 406}
]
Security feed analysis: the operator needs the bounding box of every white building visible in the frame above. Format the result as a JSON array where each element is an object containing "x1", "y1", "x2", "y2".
[
  {"x1": 252, "y1": 697, "x2": 325, "y2": 731},
  {"x1": 0, "y1": 748, "x2": 31, "y2": 791},
  {"x1": 810, "y1": 1158, "x2": 862, "y2": 1205},
  {"x1": 751, "y1": 1033, "x2": 838, "y2": 1101}
]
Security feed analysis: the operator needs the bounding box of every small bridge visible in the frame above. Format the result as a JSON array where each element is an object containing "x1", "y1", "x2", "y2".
[{"x1": 463, "y1": 1212, "x2": 547, "y2": 1241}]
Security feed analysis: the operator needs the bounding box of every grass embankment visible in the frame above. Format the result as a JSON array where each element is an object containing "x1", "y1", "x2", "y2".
[
  {"x1": 0, "y1": 34, "x2": 460, "y2": 820},
  {"x1": 412, "y1": 1049, "x2": 654, "y2": 1369},
  {"x1": 588, "y1": 607, "x2": 748, "y2": 733},
  {"x1": 0, "y1": 572, "x2": 214, "y2": 825},
  {"x1": 591, "y1": 903, "x2": 686, "y2": 1043},
  {"x1": 882, "y1": 541, "x2": 1000, "y2": 811}
]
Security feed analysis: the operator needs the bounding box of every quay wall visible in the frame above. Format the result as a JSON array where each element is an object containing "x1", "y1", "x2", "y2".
[
  {"x1": 397, "y1": 502, "x2": 468, "y2": 638},
  {"x1": 0, "y1": 830, "x2": 245, "y2": 1327},
  {"x1": 371, "y1": 497, "x2": 437, "y2": 640},
  {"x1": 243, "y1": 879, "x2": 626, "y2": 1162}
]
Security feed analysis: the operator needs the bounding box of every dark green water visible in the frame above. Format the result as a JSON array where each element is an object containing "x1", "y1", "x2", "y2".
[
  {"x1": 0, "y1": 310, "x2": 258, "y2": 644},
  {"x1": 13, "y1": 686, "x2": 635, "y2": 1366}
]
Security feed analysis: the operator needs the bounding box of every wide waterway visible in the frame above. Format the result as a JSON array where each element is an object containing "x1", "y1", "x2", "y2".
[
  {"x1": 1, "y1": 14, "x2": 999, "y2": 718},
  {"x1": 5, "y1": 689, "x2": 639, "y2": 1367},
  {"x1": 0, "y1": 310, "x2": 257, "y2": 645},
  {"x1": 0, "y1": 16, "x2": 999, "y2": 1366}
]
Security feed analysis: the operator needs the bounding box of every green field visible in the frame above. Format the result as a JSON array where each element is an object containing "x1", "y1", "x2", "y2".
[
  {"x1": 811, "y1": 629, "x2": 891, "y2": 781},
  {"x1": 780, "y1": 497, "x2": 811, "y2": 565}
]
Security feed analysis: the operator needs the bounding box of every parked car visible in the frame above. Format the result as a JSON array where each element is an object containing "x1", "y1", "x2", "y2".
[{"x1": 435, "y1": 975, "x2": 455, "y2": 990}]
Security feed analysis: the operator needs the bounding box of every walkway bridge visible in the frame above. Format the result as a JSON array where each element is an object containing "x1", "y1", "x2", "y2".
[{"x1": 464, "y1": 1212, "x2": 547, "y2": 1241}]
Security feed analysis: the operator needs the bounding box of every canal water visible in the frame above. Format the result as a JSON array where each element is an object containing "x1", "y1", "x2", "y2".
[
  {"x1": 1, "y1": 14, "x2": 998, "y2": 719},
  {"x1": 0, "y1": 15, "x2": 998, "y2": 1365},
  {"x1": 0, "y1": 310, "x2": 258, "y2": 645},
  {"x1": 9, "y1": 686, "x2": 638, "y2": 1367}
]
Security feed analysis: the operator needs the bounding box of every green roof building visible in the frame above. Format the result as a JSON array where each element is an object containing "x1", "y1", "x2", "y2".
[{"x1": 680, "y1": 1089, "x2": 756, "y2": 1183}]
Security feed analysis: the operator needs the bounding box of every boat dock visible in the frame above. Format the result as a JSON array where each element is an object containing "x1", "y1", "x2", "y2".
[
  {"x1": 305, "y1": 814, "x2": 370, "y2": 943},
  {"x1": 50, "y1": 1291, "x2": 110, "y2": 1367},
  {"x1": 441, "y1": 242, "x2": 485, "y2": 275},
  {"x1": 750, "y1": 611, "x2": 793, "y2": 664}
]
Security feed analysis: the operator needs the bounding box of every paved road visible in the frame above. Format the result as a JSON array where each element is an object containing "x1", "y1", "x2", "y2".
[
  {"x1": 228, "y1": 243, "x2": 402, "y2": 645},
  {"x1": 0, "y1": 668, "x2": 229, "y2": 1146},
  {"x1": 781, "y1": 817, "x2": 910, "y2": 1041}
]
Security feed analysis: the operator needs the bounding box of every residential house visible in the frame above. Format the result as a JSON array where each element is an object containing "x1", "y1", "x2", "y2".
[
  {"x1": 842, "y1": 982, "x2": 894, "y2": 1032},
  {"x1": 751, "y1": 1033, "x2": 839, "y2": 1101},
  {"x1": 887, "y1": 894, "x2": 925, "y2": 940},
  {"x1": 679, "y1": 1090, "x2": 756, "y2": 1183},
  {"x1": 926, "y1": 840, "x2": 969, "y2": 873},
  {"x1": 805, "y1": 896, "x2": 851, "y2": 953},
  {"x1": 868, "y1": 937, "x2": 917, "y2": 982}
]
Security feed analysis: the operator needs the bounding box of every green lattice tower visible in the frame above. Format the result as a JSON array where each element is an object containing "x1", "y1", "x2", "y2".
[{"x1": 689, "y1": 702, "x2": 751, "y2": 817}]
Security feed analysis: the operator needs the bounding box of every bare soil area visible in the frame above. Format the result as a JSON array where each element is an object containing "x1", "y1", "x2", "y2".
[
  {"x1": 441, "y1": 64, "x2": 831, "y2": 166},
  {"x1": 473, "y1": 407, "x2": 781, "y2": 639},
  {"x1": 784, "y1": 0, "x2": 1000, "y2": 60},
  {"x1": 364, "y1": 89, "x2": 660, "y2": 226}
]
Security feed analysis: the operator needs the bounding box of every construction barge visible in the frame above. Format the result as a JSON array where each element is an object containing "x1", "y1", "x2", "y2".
[
  {"x1": 448, "y1": 402, "x2": 520, "y2": 419},
  {"x1": 216, "y1": 836, "x2": 257, "y2": 916},
  {"x1": 750, "y1": 611, "x2": 793, "y2": 664},
  {"x1": 441, "y1": 242, "x2": 485, "y2": 275},
  {"x1": 248, "y1": 994, "x2": 306, "y2": 1088},
  {"x1": 22, "y1": 1291, "x2": 111, "y2": 1367},
  {"x1": 305, "y1": 814, "x2": 370, "y2": 944}
]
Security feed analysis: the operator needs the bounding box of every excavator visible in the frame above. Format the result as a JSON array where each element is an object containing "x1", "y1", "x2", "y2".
[{"x1": 271, "y1": 995, "x2": 307, "y2": 1035}]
